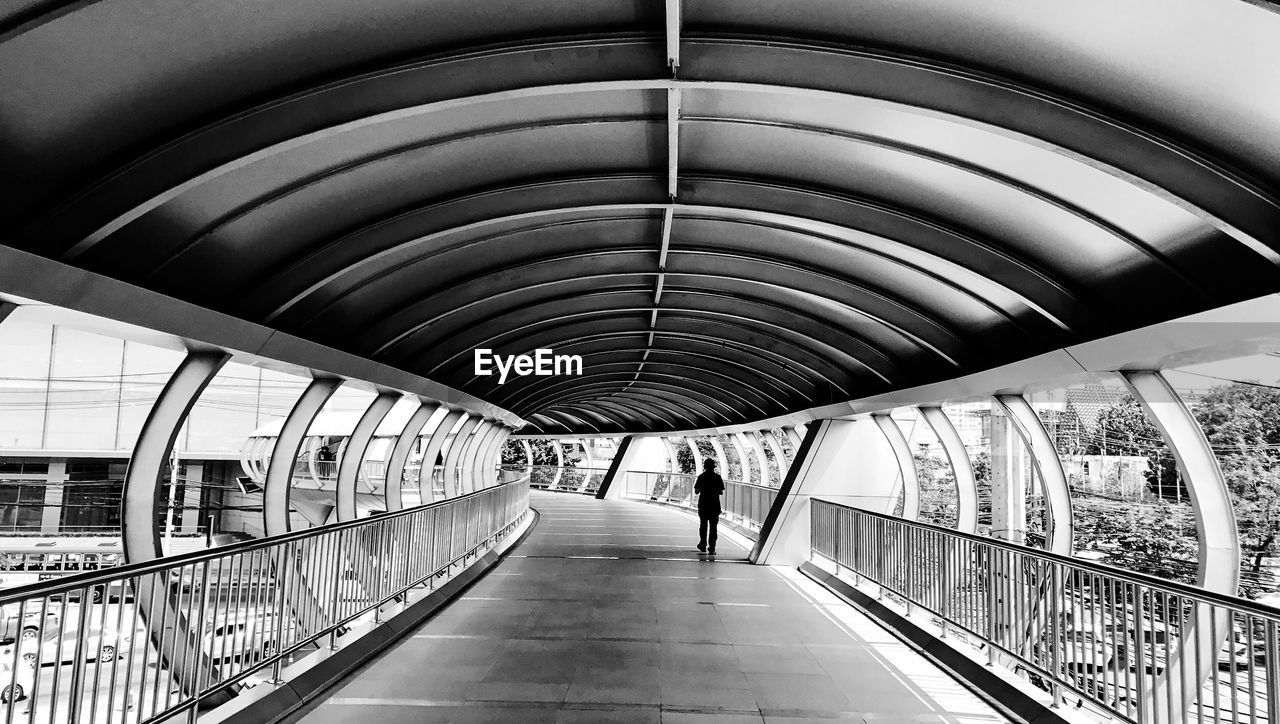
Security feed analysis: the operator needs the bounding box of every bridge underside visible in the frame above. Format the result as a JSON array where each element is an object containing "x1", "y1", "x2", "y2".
[{"x1": 4, "y1": 0, "x2": 1280, "y2": 434}]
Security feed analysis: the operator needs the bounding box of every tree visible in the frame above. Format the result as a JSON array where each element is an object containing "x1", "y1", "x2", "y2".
[
  {"x1": 1085, "y1": 394, "x2": 1182, "y2": 500},
  {"x1": 1193, "y1": 383, "x2": 1280, "y2": 575}
]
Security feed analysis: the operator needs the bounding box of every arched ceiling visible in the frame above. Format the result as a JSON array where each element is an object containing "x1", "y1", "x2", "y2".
[{"x1": 3, "y1": 0, "x2": 1280, "y2": 434}]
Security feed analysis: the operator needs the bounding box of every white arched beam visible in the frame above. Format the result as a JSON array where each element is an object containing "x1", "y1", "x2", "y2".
[
  {"x1": 444, "y1": 416, "x2": 482, "y2": 496},
  {"x1": 265, "y1": 378, "x2": 341, "y2": 535},
  {"x1": 520, "y1": 439, "x2": 534, "y2": 477},
  {"x1": 420, "y1": 409, "x2": 465, "y2": 502},
  {"x1": 385, "y1": 402, "x2": 438, "y2": 511},
  {"x1": 707, "y1": 436, "x2": 730, "y2": 479},
  {"x1": 1122, "y1": 370, "x2": 1239, "y2": 715},
  {"x1": 744, "y1": 432, "x2": 769, "y2": 486},
  {"x1": 762, "y1": 431, "x2": 789, "y2": 484},
  {"x1": 121, "y1": 351, "x2": 228, "y2": 697},
  {"x1": 871, "y1": 413, "x2": 920, "y2": 521},
  {"x1": 994, "y1": 394, "x2": 1073, "y2": 556},
  {"x1": 485, "y1": 427, "x2": 513, "y2": 486},
  {"x1": 551, "y1": 438, "x2": 566, "y2": 489},
  {"x1": 919, "y1": 405, "x2": 978, "y2": 533},
  {"x1": 336, "y1": 392, "x2": 399, "y2": 522},
  {"x1": 465, "y1": 422, "x2": 499, "y2": 492},
  {"x1": 728, "y1": 433, "x2": 750, "y2": 483}
]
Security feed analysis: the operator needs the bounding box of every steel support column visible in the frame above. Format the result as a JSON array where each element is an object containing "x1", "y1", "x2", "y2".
[
  {"x1": 551, "y1": 438, "x2": 565, "y2": 489},
  {"x1": 994, "y1": 394, "x2": 1074, "y2": 556},
  {"x1": 1123, "y1": 370, "x2": 1240, "y2": 719},
  {"x1": 707, "y1": 436, "x2": 730, "y2": 478},
  {"x1": 265, "y1": 378, "x2": 341, "y2": 536},
  {"x1": 465, "y1": 422, "x2": 499, "y2": 492},
  {"x1": 443, "y1": 415, "x2": 481, "y2": 497},
  {"x1": 763, "y1": 430, "x2": 789, "y2": 483},
  {"x1": 420, "y1": 409, "x2": 465, "y2": 502},
  {"x1": 385, "y1": 402, "x2": 438, "y2": 512},
  {"x1": 919, "y1": 405, "x2": 978, "y2": 533},
  {"x1": 686, "y1": 437, "x2": 703, "y2": 472},
  {"x1": 485, "y1": 427, "x2": 512, "y2": 486},
  {"x1": 336, "y1": 392, "x2": 399, "y2": 522},
  {"x1": 121, "y1": 351, "x2": 228, "y2": 698},
  {"x1": 728, "y1": 433, "x2": 750, "y2": 484},
  {"x1": 872, "y1": 413, "x2": 920, "y2": 521},
  {"x1": 744, "y1": 432, "x2": 769, "y2": 486},
  {"x1": 785, "y1": 426, "x2": 804, "y2": 450},
  {"x1": 520, "y1": 439, "x2": 534, "y2": 477}
]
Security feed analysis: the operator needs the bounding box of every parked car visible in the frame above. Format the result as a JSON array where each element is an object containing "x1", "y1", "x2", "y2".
[{"x1": 0, "y1": 655, "x2": 33, "y2": 703}]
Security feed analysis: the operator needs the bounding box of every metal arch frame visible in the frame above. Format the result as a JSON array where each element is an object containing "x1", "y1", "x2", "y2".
[
  {"x1": 408, "y1": 288, "x2": 899, "y2": 383},
  {"x1": 122, "y1": 351, "x2": 229, "y2": 562},
  {"x1": 688, "y1": 116, "x2": 1217, "y2": 305},
  {"x1": 919, "y1": 405, "x2": 978, "y2": 533},
  {"x1": 484, "y1": 426, "x2": 512, "y2": 486},
  {"x1": 418, "y1": 409, "x2": 465, "y2": 503},
  {"x1": 471, "y1": 334, "x2": 816, "y2": 401},
  {"x1": 871, "y1": 413, "x2": 920, "y2": 521},
  {"x1": 308, "y1": 226, "x2": 1031, "y2": 363},
  {"x1": 659, "y1": 436, "x2": 681, "y2": 476},
  {"x1": 27, "y1": 36, "x2": 1275, "y2": 271},
  {"x1": 426, "y1": 303, "x2": 886, "y2": 387},
  {"x1": 336, "y1": 391, "x2": 400, "y2": 522},
  {"x1": 453, "y1": 315, "x2": 854, "y2": 396},
  {"x1": 326, "y1": 222, "x2": 1053, "y2": 366},
  {"x1": 461, "y1": 420, "x2": 497, "y2": 495},
  {"x1": 1121, "y1": 370, "x2": 1241, "y2": 715},
  {"x1": 784, "y1": 426, "x2": 803, "y2": 450},
  {"x1": 502, "y1": 359, "x2": 779, "y2": 416},
  {"x1": 473, "y1": 422, "x2": 505, "y2": 490},
  {"x1": 508, "y1": 374, "x2": 748, "y2": 424},
  {"x1": 743, "y1": 431, "x2": 770, "y2": 486},
  {"x1": 384, "y1": 402, "x2": 439, "y2": 512},
  {"x1": 58, "y1": 80, "x2": 1273, "y2": 293},
  {"x1": 264, "y1": 377, "x2": 342, "y2": 535},
  {"x1": 727, "y1": 432, "x2": 749, "y2": 483},
  {"x1": 119, "y1": 351, "x2": 228, "y2": 697},
  {"x1": 707, "y1": 436, "x2": 729, "y2": 478},
  {"x1": 579, "y1": 438, "x2": 595, "y2": 470},
  {"x1": 540, "y1": 388, "x2": 702, "y2": 429},
  {"x1": 1120, "y1": 371, "x2": 1240, "y2": 589},
  {"x1": 467, "y1": 422, "x2": 499, "y2": 491},
  {"x1": 551, "y1": 438, "x2": 566, "y2": 488},
  {"x1": 520, "y1": 439, "x2": 534, "y2": 477},
  {"x1": 761, "y1": 430, "x2": 789, "y2": 483},
  {"x1": 363, "y1": 260, "x2": 975, "y2": 386},
  {"x1": 260, "y1": 181, "x2": 1090, "y2": 341},
  {"x1": 441, "y1": 414, "x2": 481, "y2": 498},
  {"x1": 742, "y1": 434, "x2": 757, "y2": 486},
  {"x1": 994, "y1": 394, "x2": 1074, "y2": 556},
  {"x1": 555, "y1": 397, "x2": 671, "y2": 430},
  {"x1": 685, "y1": 437, "x2": 703, "y2": 474}
]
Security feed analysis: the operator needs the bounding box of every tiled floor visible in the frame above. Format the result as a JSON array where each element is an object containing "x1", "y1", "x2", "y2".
[{"x1": 296, "y1": 492, "x2": 1010, "y2": 723}]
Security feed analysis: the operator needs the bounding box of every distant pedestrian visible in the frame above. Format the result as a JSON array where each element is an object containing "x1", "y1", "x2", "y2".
[{"x1": 694, "y1": 458, "x2": 724, "y2": 555}]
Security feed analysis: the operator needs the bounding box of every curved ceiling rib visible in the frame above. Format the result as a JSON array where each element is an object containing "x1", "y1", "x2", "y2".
[{"x1": 4, "y1": 1, "x2": 1280, "y2": 434}]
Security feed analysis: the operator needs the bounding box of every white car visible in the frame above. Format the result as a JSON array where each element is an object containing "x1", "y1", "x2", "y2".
[
  {"x1": 0, "y1": 655, "x2": 34, "y2": 703},
  {"x1": 0, "y1": 604, "x2": 59, "y2": 646}
]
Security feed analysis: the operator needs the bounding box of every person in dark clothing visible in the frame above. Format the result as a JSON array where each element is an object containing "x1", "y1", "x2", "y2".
[{"x1": 694, "y1": 458, "x2": 725, "y2": 555}]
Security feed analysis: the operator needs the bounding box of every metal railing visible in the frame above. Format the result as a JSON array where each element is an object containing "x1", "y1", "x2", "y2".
[
  {"x1": 811, "y1": 499, "x2": 1279, "y2": 724},
  {"x1": 0, "y1": 478, "x2": 530, "y2": 723},
  {"x1": 622, "y1": 472, "x2": 777, "y2": 535},
  {"x1": 519, "y1": 466, "x2": 610, "y2": 494}
]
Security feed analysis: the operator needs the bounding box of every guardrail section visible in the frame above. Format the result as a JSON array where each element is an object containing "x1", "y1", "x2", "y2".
[
  {"x1": 515, "y1": 465, "x2": 611, "y2": 495},
  {"x1": 810, "y1": 499, "x2": 1277, "y2": 724},
  {"x1": 622, "y1": 472, "x2": 777, "y2": 536},
  {"x1": 0, "y1": 479, "x2": 530, "y2": 723}
]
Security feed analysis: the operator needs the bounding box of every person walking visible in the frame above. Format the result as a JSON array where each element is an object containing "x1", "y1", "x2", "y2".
[{"x1": 694, "y1": 458, "x2": 725, "y2": 555}]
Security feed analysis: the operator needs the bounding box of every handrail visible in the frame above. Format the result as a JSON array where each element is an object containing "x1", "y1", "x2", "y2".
[
  {"x1": 815, "y1": 497, "x2": 1280, "y2": 619},
  {"x1": 0, "y1": 478, "x2": 525, "y2": 606},
  {"x1": 0, "y1": 477, "x2": 530, "y2": 723},
  {"x1": 621, "y1": 471, "x2": 776, "y2": 537},
  {"x1": 811, "y1": 499, "x2": 1278, "y2": 724}
]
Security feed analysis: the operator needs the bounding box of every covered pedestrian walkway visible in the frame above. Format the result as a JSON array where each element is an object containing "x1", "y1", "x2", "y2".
[{"x1": 296, "y1": 492, "x2": 1009, "y2": 724}]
